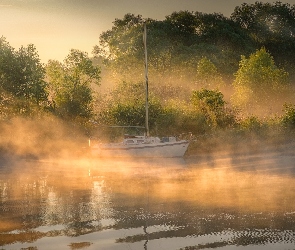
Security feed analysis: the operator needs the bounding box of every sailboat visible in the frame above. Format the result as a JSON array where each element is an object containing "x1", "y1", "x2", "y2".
[{"x1": 90, "y1": 22, "x2": 189, "y2": 158}]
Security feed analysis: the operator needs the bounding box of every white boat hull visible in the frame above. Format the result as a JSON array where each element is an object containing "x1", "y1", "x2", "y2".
[{"x1": 91, "y1": 140, "x2": 189, "y2": 158}]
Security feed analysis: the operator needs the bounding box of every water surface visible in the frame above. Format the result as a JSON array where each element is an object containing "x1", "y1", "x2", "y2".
[{"x1": 1, "y1": 151, "x2": 295, "y2": 249}]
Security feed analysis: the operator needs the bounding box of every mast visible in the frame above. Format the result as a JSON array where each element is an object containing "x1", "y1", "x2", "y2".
[{"x1": 143, "y1": 22, "x2": 149, "y2": 137}]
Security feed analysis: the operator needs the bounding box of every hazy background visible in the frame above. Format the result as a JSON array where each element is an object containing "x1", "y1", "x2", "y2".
[{"x1": 1, "y1": 0, "x2": 295, "y2": 63}]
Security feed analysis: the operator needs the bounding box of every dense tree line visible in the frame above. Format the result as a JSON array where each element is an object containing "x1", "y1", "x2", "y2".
[
  {"x1": 94, "y1": 1, "x2": 295, "y2": 82},
  {"x1": 1, "y1": 1, "x2": 295, "y2": 142},
  {"x1": 93, "y1": 1, "x2": 295, "y2": 136}
]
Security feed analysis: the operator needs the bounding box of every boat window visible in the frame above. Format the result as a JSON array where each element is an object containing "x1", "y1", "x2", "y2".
[
  {"x1": 137, "y1": 140, "x2": 144, "y2": 144},
  {"x1": 162, "y1": 137, "x2": 169, "y2": 142},
  {"x1": 125, "y1": 140, "x2": 135, "y2": 144}
]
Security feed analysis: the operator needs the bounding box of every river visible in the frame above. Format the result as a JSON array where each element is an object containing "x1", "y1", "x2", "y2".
[{"x1": 0, "y1": 149, "x2": 295, "y2": 249}]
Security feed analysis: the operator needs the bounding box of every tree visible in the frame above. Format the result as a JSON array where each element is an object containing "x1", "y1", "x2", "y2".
[
  {"x1": 195, "y1": 57, "x2": 223, "y2": 89},
  {"x1": 15, "y1": 45, "x2": 47, "y2": 104},
  {"x1": 94, "y1": 11, "x2": 255, "y2": 85},
  {"x1": 281, "y1": 103, "x2": 295, "y2": 129},
  {"x1": 94, "y1": 14, "x2": 145, "y2": 82},
  {"x1": 0, "y1": 38, "x2": 47, "y2": 103},
  {"x1": 232, "y1": 48, "x2": 290, "y2": 112},
  {"x1": 98, "y1": 81, "x2": 162, "y2": 128},
  {"x1": 231, "y1": 2, "x2": 295, "y2": 42},
  {"x1": 164, "y1": 11, "x2": 255, "y2": 76},
  {"x1": 0, "y1": 37, "x2": 48, "y2": 116},
  {"x1": 46, "y1": 49, "x2": 101, "y2": 120},
  {"x1": 231, "y1": 2, "x2": 295, "y2": 72},
  {"x1": 191, "y1": 89, "x2": 235, "y2": 128}
]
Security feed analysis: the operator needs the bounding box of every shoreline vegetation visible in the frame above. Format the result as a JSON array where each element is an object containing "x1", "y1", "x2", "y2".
[{"x1": 1, "y1": 2, "x2": 295, "y2": 160}]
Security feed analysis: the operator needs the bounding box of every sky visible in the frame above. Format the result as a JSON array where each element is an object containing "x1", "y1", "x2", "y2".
[{"x1": 1, "y1": 0, "x2": 295, "y2": 63}]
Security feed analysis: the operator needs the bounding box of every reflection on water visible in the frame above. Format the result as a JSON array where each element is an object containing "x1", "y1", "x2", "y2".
[{"x1": 0, "y1": 151, "x2": 295, "y2": 249}]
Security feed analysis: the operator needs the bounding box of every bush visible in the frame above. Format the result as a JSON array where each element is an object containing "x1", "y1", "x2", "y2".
[
  {"x1": 155, "y1": 100, "x2": 208, "y2": 136},
  {"x1": 191, "y1": 89, "x2": 236, "y2": 129},
  {"x1": 281, "y1": 104, "x2": 295, "y2": 129}
]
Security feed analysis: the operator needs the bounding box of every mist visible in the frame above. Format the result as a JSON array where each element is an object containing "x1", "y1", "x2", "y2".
[
  {"x1": 2, "y1": 2, "x2": 295, "y2": 248},
  {"x1": 1, "y1": 113, "x2": 295, "y2": 249},
  {"x1": 0, "y1": 116, "x2": 89, "y2": 162}
]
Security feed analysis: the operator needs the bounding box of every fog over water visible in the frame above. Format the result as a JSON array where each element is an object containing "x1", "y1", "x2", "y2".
[
  {"x1": 1, "y1": 147, "x2": 295, "y2": 249},
  {"x1": 1, "y1": 1, "x2": 295, "y2": 248}
]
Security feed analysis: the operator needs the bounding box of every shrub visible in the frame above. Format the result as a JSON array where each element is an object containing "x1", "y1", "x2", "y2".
[{"x1": 281, "y1": 103, "x2": 295, "y2": 129}]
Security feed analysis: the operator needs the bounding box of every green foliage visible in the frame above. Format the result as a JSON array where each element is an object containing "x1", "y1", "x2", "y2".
[
  {"x1": 95, "y1": 14, "x2": 145, "y2": 82},
  {"x1": 155, "y1": 100, "x2": 207, "y2": 136},
  {"x1": 2, "y1": 2, "x2": 295, "y2": 141},
  {"x1": 191, "y1": 89, "x2": 235, "y2": 128},
  {"x1": 0, "y1": 37, "x2": 48, "y2": 117},
  {"x1": 192, "y1": 89, "x2": 224, "y2": 127},
  {"x1": 109, "y1": 99, "x2": 162, "y2": 128},
  {"x1": 192, "y1": 89, "x2": 225, "y2": 112},
  {"x1": 231, "y1": 2, "x2": 295, "y2": 72},
  {"x1": 94, "y1": 11, "x2": 255, "y2": 84},
  {"x1": 97, "y1": 81, "x2": 161, "y2": 128},
  {"x1": 0, "y1": 38, "x2": 47, "y2": 103},
  {"x1": 232, "y1": 48, "x2": 290, "y2": 110},
  {"x1": 46, "y1": 49, "x2": 101, "y2": 120},
  {"x1": 94, "y1": 5, "x2": 295, "y2": 83},
  {"x1": 239, "y1": 116, "x2": 263, "y2": 131},
  {"x1": 108, "y1": 81, "x2": 144, "y2": 103},
  {"x1": 231, "y1": 2, "x2": 295, "y2": 43},
  {"x1": 95, "y1": 81, "x2": 211, "y2": 136},
  {"x1": 281, "y1": 104, "x2": 295, "y2": 129},
  {"x1": 195, "y1": 57, "x2": 223, "y2": 89}
]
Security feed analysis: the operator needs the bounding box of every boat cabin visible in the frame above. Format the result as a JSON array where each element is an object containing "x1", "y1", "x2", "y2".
[{"x1": 123, "y1": 134, "x2": 177, "y2": 145}]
